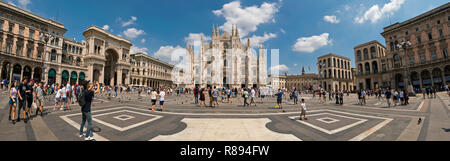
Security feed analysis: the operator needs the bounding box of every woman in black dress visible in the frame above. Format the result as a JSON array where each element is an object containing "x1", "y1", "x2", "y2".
[{"x1": 199, "y1": 89, "x2": 206, "y2": 108}]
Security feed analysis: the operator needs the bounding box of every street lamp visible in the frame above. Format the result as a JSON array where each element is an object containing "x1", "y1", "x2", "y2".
[
  {"x1": 317, "y1": 62, "x2": 326, "y2": 90},
  {"x1": 396, "y1": 40, "x2": 415, "y2": 96},
  {"x1": 40, "y1": 32, "x2": 54, "y2": 84}
]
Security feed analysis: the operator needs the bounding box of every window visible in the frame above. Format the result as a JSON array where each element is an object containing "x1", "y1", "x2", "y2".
[
  {"x1": 6, "y1": 42, "x2": 12, "y2": 53},
  {"x1": 333, "y1": 58, "x2": 336, "y2": 67},
  {"x1": 390, "y1": 42, "x2": 394, "y2": 51},
  {"x1": 370, "y1": 46, "x2": 376, "y2": 59},
  {"x1": 409, "y1": 56, "x2": 415, "y2": 65},
  {"x1": 393, "y1": 54, "x2": 401, "y2": 68},
  {"x1": 19, "y1": 27, "x2": 24, "y2": 35},
  {"x1": 394, "y1": 41, "x2": 399, "y2": 50},
  {"x1": 405, "y1": 31, "x2": 408, "y2": 35},
  {"x1": 29, "y1": 30, "x2": 34, "y2": 39},
  {"x1": 27, "y1": 48, "x2": 32, "y2": 58},
  {"x1": 51, "y1": 50, "x2": 57, "y2": 62},
  {"x1": 416, "y1": 28, "x2": 419, "y2": 32},
  {"x1": 417, "y1": 36, "x2": 422, "y2": 44},
  {"x1": 363, "y1": 48, "x2": 369, "y2": 60},
  {"x1": 443, "y1": 48, "x2": 448, "y2": 59},
  {"x1": 37, "y1": 50, "x2": 42, "y2": 58},
  {"x1": 431, "y1": 49, "x2": 437, "y2": 60},
  {"x1": 337, "y1": 59, "x2": 340, "y2": 68},
  {"x1": 420, "y1": 53, "x2": 425, "y2": 63},
  {"x1": 428, "y1": 32, "x2": 432, "y2": 40},
  {"x1": 437, "y1": 20, "x2": 441, "y2": 24},
  {"x1": 0, "y1": 20, "x2": 3, "y2": 30},
  {"x1": 9, "y1": 24, "x2": 14, "y2": 32},
  {"x1": 439, "y1": 29, "x2": 443, "y2": 37},
  {"x1": 55, "y1": 38, "x2": 59, "y2": 46},
  {"x1": 328, "y1": 58, "x2": 331, "y2": 67},
  {"x1": 357, "y1": 50, "x2": 362, "y2": 61},
  {"x1": 382, "y1": 64, "x2": 387, "y2": 72}
]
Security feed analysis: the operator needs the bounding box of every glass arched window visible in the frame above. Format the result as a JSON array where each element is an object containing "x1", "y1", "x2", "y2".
[
  {"x1": 370, "y1": 46, "x2": 376, "y2": 59},
  {"x1": 363, "y1": 48, "x2": 369, "y2": 60}
]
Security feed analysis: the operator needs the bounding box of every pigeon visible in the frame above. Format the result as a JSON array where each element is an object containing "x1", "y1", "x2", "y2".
[{"x1": 418, "y1": 118, "x2": 422, "y2": 125}]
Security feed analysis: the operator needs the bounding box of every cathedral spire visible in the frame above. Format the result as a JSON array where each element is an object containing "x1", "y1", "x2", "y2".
[
  {"x1": 302, "y1": 66, "x2": 306, "y2": 75},
  {"x1": 232, "y1": 24, "x2": 235, "y2": 36},
  {"x1": 212, "y1": 24, "x2": 216, "y2": 37},
  {"x1": 247, "y1": 37, "x2": 251, "y2": 48},
  {"x1": 216, "y1": 24, "x2": 220, "y2": 35},
  {"x1": 235, "y1": 25, "x2": 240, "y2": 38}
]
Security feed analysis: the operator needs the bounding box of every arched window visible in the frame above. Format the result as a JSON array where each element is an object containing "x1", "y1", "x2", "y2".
[
  {"x1": 370, "y1": 46, "x2": 376, "y2": 59},
  {"x1": 357, "y1": 50, "x2": 362, "y2": 61},
  {"x1": 365, "y1": 63, "x2": 370, "y2": 74},
  {"x1": 372, "y1": 61, "x2": 378, "y2": 73},
  {"x1": 363, "y1": 48, "x2": 369, "y2": 60},
  {"x1": 390, "y1": 42, "x2": 394, "y2": 51}
]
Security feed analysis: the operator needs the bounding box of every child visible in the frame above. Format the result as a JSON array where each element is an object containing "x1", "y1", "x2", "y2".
[{"x1": 299, "y1": 99, "x2": 308, "y2": 120}]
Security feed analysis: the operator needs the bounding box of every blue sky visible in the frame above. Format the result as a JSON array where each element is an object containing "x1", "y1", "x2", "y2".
[{"x1": 7, "y1": 0, "x2": 448, "y2": 75}]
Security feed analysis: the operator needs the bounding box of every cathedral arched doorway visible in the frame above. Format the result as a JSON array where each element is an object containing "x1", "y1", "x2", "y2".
[
  {"x1": 394, "y1": 74, "x2": 404, "y2": 89},
  {"x1": 70, "y1": 71, "x2": 78, "y2": 85},
  {"x1": 104, "y1": 49, "x2": 119, "y2": 86}
]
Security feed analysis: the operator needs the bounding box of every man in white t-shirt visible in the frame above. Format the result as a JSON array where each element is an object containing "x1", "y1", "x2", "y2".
[
  {"x1": 60, "y1": 86, "x2": 67, "y2": 111},
  {"x1": 250, "y1": 88, "x2": 257, "y2": 106},
  {"x1": 158, "y1": 89, "x2": 166, "y2": 111}
]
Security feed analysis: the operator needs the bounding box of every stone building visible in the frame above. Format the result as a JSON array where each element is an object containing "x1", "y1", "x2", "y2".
[
  {"x1": 285, "y1": 67, "x2": 318, "y2": 90},
  {"x1": 354, "y1": 40, "x2": 387, "y2": 90},
  {"x1": 267, "y1": 74, "x2": 286, "y2": 91},
  {"x1": 178, "y1": 25, "x2": 268, "y2": 89},
  {"x1": 380, "y1": 2, "x2": 450, "y2": 90},
  {"x1": 317, "y1": 53, "x2": 354, "y2": 91},
  {"x1": 130, "y1": 53, "x2": 173, "y2": 88},
  {"x1": 0, "y1": 1, "x2": 172, "y2": 88}
]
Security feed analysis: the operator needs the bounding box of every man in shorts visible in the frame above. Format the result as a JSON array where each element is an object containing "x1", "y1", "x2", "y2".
[
  {"x1": 34, "y1": 82, "x2": 45, "y2": 117},
  {"x1": 212, "y1": 86, "x2": 219, "y2": 107},
  {"x1": 158, "y1": 89, "x2": 166, "y2": 111}
]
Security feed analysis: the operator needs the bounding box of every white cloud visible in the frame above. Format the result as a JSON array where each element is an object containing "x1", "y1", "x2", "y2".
[
  {"x1": 355, "y1": 0, "x2": 405, "y2": 24},
  {"x1": 123, "y1": 28, "x2": 145, "y2": 39},
  {"x1": 102, "y1": 25, "x2": 110, "y2": 31},
  {"x1": 324, "y1": 15, "x2": 340, "y2": 24},
  {"x1": 184, "y1": 33, "x2": 211, "y2": 47},
  {"x1": 280, "y1": 28, "x2": 286, "y2": 34},
  {"x1": 270, "y1": 64, "x2": 289, "y2": 74},
  {"x1": 122, "y1": 16, "x2": 137, "y2": 27},
  {"x1": 18, "y1": 0, "x2": 31, "y2": 9},
  {"x1": 344, "y1": 5, "x2": 351, "y2": 11},
  {"x1": 154, "y1": 46, "x2": 187, "y2": 65},
  {"x1": 247, "y1": 33, "x2": 277, "y2": 48},
  {"x1": 130, "y1": 46, "x2": 148, "y2": 54},
  {"x1": 293, "y1": 64, "x2": 298, "y2": 67},
  {"x1": 140, "y1": 38, "x2": 146, "y2": 44},
  {"x1": 292, "y1": 33, "x2": 332, "y2": 53},
  {"x1": 213, "y1": 1, "x2": 280, "y2": 37}
]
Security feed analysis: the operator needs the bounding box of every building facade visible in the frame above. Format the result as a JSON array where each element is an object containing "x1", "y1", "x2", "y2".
[
  {"x1": 179, "y1": 25, "x2": 268, "y2": 89},
  {"x1": 380, "y1": 2, "x2": 450, "y2": 90},
  {"x1": 354, "y1": 40, "x2": 387, "y2": 90},
  {"x1": 267, "y1": 74, "x2": 286, "y2": 91},
  {"x1": 317, "y1": 53, "x2": 354, "y2": 91},
  {"x1": 0, "y1": 2, "x2": 172, "y2": 88},
  {"x1": 285, "y1": 67, "x2": 318, "y2": 90},
  {"x1": 130, "y1": 53, "x2": 173, "y2": 88}
]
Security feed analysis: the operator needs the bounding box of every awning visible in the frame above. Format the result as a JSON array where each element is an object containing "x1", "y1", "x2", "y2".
[
  {"x1": 62, "y1": 71, "x2": 69, "y2": 79},
  {"x1": 71, "y1": 72, "x2": 77, "y2": 79},
  {"x1": 48, "y1": 69, "x2": 56, "y2": 78},
  {"x1": 79, "y1": 72, "x2": 85, "y2": 80}
]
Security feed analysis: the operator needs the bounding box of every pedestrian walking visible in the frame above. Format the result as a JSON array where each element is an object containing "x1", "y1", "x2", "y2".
[
  {"x1": 9, "y1": 81, "x2": 18, "y2": 124},
  {"x1": 299, "y1": 99, "x2": 308, "y2": 120},
  {"x1": 79, "y1": 81, "x2": 100, "y2": 141},
  {"x1": 150, "y1": 88, "x2": 157, "y2": 111}
]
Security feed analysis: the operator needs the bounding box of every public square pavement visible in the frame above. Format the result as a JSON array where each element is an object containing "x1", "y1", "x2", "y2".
[{"x1": 1, "y1": 90, "x2": 450, "y2": 141}]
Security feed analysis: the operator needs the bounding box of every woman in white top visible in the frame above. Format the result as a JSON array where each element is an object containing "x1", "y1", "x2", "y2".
[
  {"x1": 54, "y1": 84, "x2": 62, "y2": 111},
  {"x1": 9, "y1": 81, "x2": 18, "y2": 124},
  {"x1": 299, "y1": 99, "x2": 308, "y2": 120},
  {"x1": 150, "y1": 88, "x2": 158, "y2": 111}
]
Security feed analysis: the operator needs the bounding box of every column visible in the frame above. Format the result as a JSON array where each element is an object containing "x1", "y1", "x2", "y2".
[
  {"x1": 117, "y1": 67, "x2": 122, "y2": 85},
  {"x1": 20, "y1": 66, "x2": 24, "y2": 82},
  {"x1": 419, "y1": 73, "x2": 423, "y2": 89},
  {"x1": 9, "y1": 65, "x2": 13, "y2": 86},
  {"x1": 31, "y1": 68, "x2": 35, "y2": 81}
]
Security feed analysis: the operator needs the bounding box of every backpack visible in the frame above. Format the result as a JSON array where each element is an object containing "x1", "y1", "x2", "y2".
[{"x1": 77, "y1": 89, "x2": 86, "y2": 107}]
